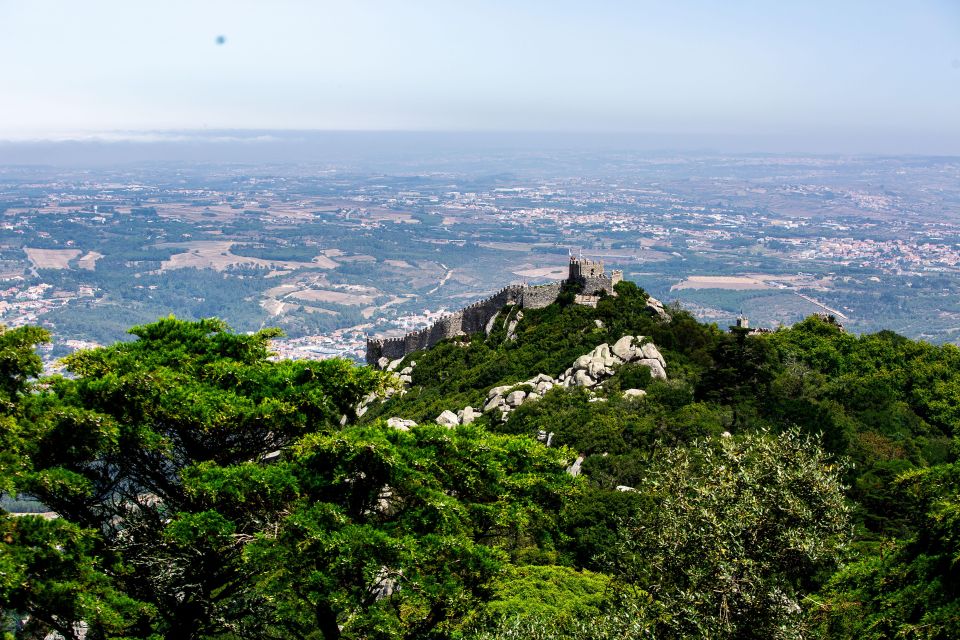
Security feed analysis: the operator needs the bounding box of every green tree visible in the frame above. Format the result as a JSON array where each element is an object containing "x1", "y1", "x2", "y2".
[
  {"x1": 811, "y1": 460, "x2": 960, "y2": 640},
  {"x1": 3, "y1": 318, "x2": 577, "y2": 639},
  {"x1": 1, "y1": 325, "x2": 148, "y2": 639},
  {"x1": 241, "y1": 423, "x2": 576, "y2": 640},
  {"x1": 609, "y1": 429, "x2": 851, "y2": 639},
  {"x1": 4, "y1": 317, "x2": 386, "y2": 638}
]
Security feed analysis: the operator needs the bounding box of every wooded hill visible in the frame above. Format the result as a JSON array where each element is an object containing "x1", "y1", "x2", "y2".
[{"x1": 1, "y1": 279, "x2": 958, "y2": 639}]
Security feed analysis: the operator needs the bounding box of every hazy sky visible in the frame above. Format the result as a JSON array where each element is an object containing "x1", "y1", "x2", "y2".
[{"x1": 2, "y1": 1, "x2": 959, "y2": 152}]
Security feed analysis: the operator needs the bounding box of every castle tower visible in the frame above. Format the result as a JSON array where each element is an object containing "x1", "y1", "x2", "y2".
[{"x1": 568, "y1": 255, "x2": 605, "y2": 281}]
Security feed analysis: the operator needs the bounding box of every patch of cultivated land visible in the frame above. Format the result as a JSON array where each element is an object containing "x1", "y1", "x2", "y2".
[
  {"x1": 672, "y1": 275, "x2": 776, "y2": 291},
  {"x1": 288, "y1": 289, "x2": 375, "y2": 306},
  {"x1": 157, "y1": 241, "x2": 337, "y2": 271},
  {"x1": 358, "y1": 207, "x2": 415, "y2": 223},
  {"x1": 76, "y1": 251, "x2": 104, "y2": 270},
  {"x1": 24, "y1": 248, "x2": 81, "y2": 269},
  {"x1": 513, "y1": 266, "x2": 569, "y2": 279},
  {"x1": 260, "y1": 299, "x2": 288, "y2": 316},
  {"x1": 361, "y1": 295, "x2": 410, "y2": 319},
  {"x1": 478, "y1": 242, "x2": 536, "y2": 252}
]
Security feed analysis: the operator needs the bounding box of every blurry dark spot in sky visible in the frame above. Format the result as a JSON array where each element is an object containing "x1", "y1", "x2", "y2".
[
  {"x1": 216, "y1": 35, "x2": 226, "y2": 46},
  {"x1": 951, "y1": 58, "x2": 960, "y2": 70}
]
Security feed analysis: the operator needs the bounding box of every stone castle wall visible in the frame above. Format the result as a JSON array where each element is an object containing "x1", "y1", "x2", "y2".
[
  {"x1": 366, "y1": 285, "x2": 527, "y2": 364},
  {"x1": 580, "y1": 275, "x2": 614, "y2": 296},
  {"x1": 520, "y1": 281, "x2": 563, "y2": 309},
  {"x1": 366, "y1": 257, "x2": 618, "y2": 365}
]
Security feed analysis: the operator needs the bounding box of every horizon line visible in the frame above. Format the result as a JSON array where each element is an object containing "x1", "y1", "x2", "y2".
[{"x1": 2, "y1": 128, "x2": 959, "y2": 159}]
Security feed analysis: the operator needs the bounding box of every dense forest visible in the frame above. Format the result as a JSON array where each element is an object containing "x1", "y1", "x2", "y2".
[{"x1": 1, "y1": 279, "x2": 958, "y2": 639}]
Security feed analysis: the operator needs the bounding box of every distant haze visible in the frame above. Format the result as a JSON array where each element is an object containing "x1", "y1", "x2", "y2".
[{"x1": 1, "y1": 1, "x2": 959, "y2": 154}]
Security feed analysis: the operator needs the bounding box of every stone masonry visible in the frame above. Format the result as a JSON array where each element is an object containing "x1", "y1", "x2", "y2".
[{"x1": 366, "y1": 256, "x2": 622, "y2": 365}]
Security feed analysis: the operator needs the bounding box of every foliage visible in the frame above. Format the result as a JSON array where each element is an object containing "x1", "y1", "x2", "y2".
[
  {"x1": 464, "y1": 592, "x2": 659, "y2": 640},
  {"x1": 810, "y1": 460, "x2": 960, "y2": 640},
  {"x1": 2, "y1": 318, "x2": 578, "y2": 638},
  {"x1": 609, "y1": 429, "x2": 851, "y2": 640},
  {"x1": 3, "y1": 288, "x2": 960, "y2": 639},
  {"x1": 3, "y1": 317, "x2": 389, "y2": 638},
  {"x1": 0, "y1": 515, "x2": 155, "y2": 640},
  {"x1": 240, "y1": 423, "x2": 577, "y2": 640},
  {"x1": 469, "y1": 565, "x2": 612, "y2": 626}
]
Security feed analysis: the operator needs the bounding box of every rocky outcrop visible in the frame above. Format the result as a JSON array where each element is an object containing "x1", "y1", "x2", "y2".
[
  {"x1": 481, "y1": 378, "x2": 545, "y2": 422},
  {"x1": 387, "y1": 417, "x2": 417, "y2": 431},
  {"x1": 556, "y1": 336, "x2": 667, "y2": 389},
  {"x1": 645, "y1": 296, "x2": 671, "y2": 321},
  {"x1": 506, "y1": 310, "x2": 523, "y2": 341},
  {"x1": 505, "y1": 390, "x2": 526, "y2": 407},
  {"x1": 611, "y1": 335, "x2": 642, "y2": 361},
  {"x1": 383, "y1": 334, "x2": 667, "y2": 435},
  {"x1": 458, "y1": 406, "x2": 478, "y2": 425},
  {"x1": 432, "y1": 406, "x2": 481, "y2": 428},
  {"x1": 480, "y1": 335, "x2": 667, "y2": 421},
  {"x1": 436, "y1": 410, "x2": 460, "y2": 428}
]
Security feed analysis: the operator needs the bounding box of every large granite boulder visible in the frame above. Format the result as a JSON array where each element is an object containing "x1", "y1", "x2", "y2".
[
  {"x1": 638, "y1": 358, "x2": 667, "y2": 380},
  {"x1": 611, "y1": 335, "x2": 643, "y2": 361},
  {"x1": 505, "y1": 390, "x2": 527, "y2": 407},
  {"x1": 387, "y1": 417, "x2": 417, "y2": 431},
  {"x1": 436, "y1": 410, "x2": 460, "y2": 427},
  {"x1": 483, "y1": 394, "x2": 504, "y2": 413},
  {"x1": 487, "y1": 385, "x2": 514, "y2": 399},
  {"x1": 640, "y1": 342, "x2": 666, "y2": 368},
  {"x1": 459, "y1": 406, "x2": 478, "y2": 425},
  {"x1": 526, "y1": 373, "x2": 554, "y2": 385},
  {"x1": 646, "y1": 296, "x2": 671, "y2": 321},
  {"x1": 573, "y1": 370, "x2": 596, "y2": 387}
]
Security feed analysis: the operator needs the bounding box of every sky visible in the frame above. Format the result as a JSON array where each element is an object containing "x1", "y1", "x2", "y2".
[{"x1": 1, "y1": 0, "x2": 959, "y2": 153}]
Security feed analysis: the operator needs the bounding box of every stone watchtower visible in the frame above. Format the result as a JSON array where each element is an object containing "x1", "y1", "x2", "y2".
[
  {"x1": 568, "y1": 255, "x2": 605, "y2": 280},
  {"x1": 568, "y1": 255, "x2": 622, "y2": 295}
]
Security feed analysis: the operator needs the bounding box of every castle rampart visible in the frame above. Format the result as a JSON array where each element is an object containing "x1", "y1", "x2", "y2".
[{"x1": 366, "y1": 256, "x2": 620, "y2": 365}]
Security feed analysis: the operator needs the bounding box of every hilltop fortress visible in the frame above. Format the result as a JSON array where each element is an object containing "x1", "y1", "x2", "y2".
[{"x1": 366, "y1": 257, "x2": 623, "y2": 365}]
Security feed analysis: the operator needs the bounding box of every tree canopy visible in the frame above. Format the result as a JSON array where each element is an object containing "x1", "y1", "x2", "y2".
[{"x1": 2, "y1": 291, "x2": 958, "y2": 639}]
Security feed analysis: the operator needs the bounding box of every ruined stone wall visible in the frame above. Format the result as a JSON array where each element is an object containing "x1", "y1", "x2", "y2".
[
  {"x1": 581, "y1": 275, "x2": 615, "y2": 296},
  {"x1": 366, "y1": 336, "x2": 407, "y2": 363},
  {"x1": 366, "y1": 285, "x2": 529, "y2": 364},
  {"x1": 520, "y1": 281, "x2": 563, "y2": 309},
  {"x1": 366, "y1": 262, "x2": 617, "y2": 365},
  {"x1": 460, "y1": 285, "x2": 524, "y2": 333}
]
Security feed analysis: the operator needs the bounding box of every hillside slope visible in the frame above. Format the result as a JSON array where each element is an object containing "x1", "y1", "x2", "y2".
[{"x1": 1, "y1": 281, "x2": 958, "y2": 639}]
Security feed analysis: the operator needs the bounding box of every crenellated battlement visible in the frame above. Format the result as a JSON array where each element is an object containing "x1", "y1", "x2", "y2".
[
  {"x1": 366, "y1": 258, "x2": 620, "y2": 365},
  {"x1": 568, "y1": 255, "x2": 605, "y2": 280}
]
